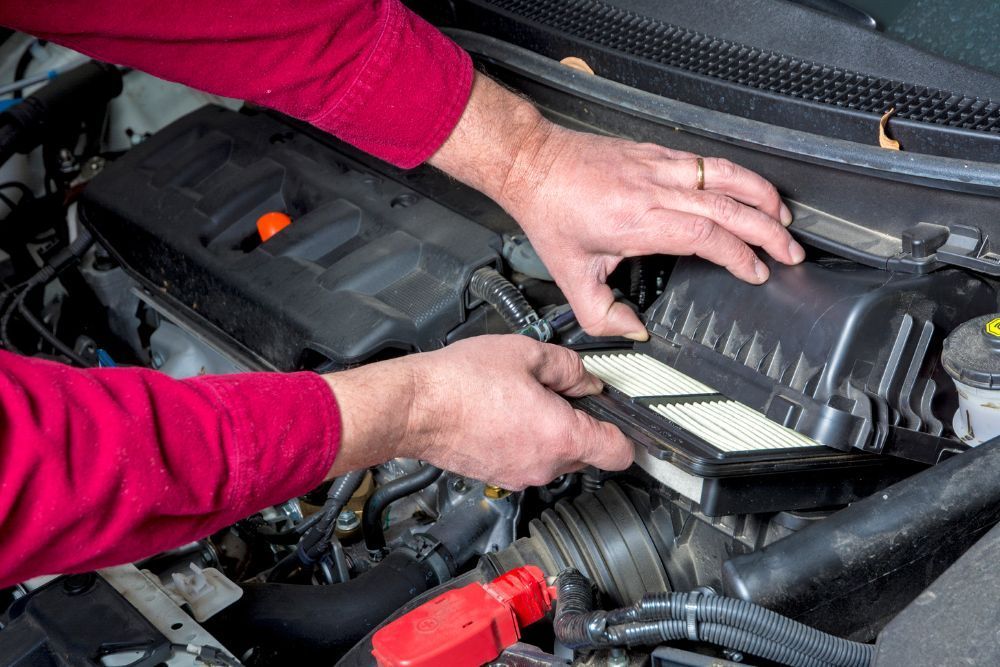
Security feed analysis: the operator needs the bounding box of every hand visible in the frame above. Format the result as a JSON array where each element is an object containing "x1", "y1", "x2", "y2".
[
  {"x1": 322, "y1": 335, "x2": 633, "y2": 489},
  {"x1": 500, "y1": 125, "x2": 804, "y2": 339},
  {"x1": 430, "y1": 74, "x2": 804, "y2": 340}
]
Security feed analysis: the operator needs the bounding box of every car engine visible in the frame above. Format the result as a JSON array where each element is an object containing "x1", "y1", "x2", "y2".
[{"x1": 3, "y1": 3, "x2": 1000, "y2": 666}]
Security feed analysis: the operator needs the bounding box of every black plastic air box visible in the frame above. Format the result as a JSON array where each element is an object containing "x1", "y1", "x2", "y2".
[
  {"x1": 575, "y1": 255, "x2": 996, "y2": 513},
  {"x1": 640, "y1": 255, "x2": 997, "y2": 462},
  {"x1": 78, "y1": 106, "x2": 500, "y2": 370}
]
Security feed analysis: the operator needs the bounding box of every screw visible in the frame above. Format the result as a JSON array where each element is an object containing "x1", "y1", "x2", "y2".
[
  {"x1": 336, "y1": 510, "x2": 360, "y2": 531},
  {"x1": 723, "y1": 649, "x2": 744, "y2": 662},
  {"x1": 450, "y1": 478, "x2": 469, "y2": 494}
]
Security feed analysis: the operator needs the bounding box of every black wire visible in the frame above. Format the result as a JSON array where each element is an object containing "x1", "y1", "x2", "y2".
[
  {"x1": 0, "y1": 182, "x2": 32, "y2": 199},
  {"x1": 11, "y1": 40, "x2": 45, "y2": 100},
  {"x1": 0, "y1": 283, "x2": 29, "y2": 351},
  {"x1": 0, "y1": 191, "x2": 16, "y2": 212},
  {"x1": 15, "y1": 292, "x2": 89, "y2": 366},
  {"x1": 0, "y1": 182, "x2": 34, "y2": 220}
]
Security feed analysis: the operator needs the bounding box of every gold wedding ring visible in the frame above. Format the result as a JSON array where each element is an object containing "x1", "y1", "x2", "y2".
[{"x1": 695, "y1": 157, "x2": 705, "y2": 190}]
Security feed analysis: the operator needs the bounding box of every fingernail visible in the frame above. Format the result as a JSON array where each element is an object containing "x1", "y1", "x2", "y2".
[
  {"x1": 780, "y1": 203, "x2": 793, "y2": 226},
  {"x1": 754, "y1": 259, "x2": 769, "y2": 283},
  {"x1": 624, "y1": 329, "x2": 650, "y2": 342},
  {"x1": 789, "y1": 239, "x2": 806, "y2": 263}
]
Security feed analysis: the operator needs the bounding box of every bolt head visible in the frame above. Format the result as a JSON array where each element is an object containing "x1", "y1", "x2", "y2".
[{"x1": 336, "y1": 510, "x2": 360, "y2": 531}]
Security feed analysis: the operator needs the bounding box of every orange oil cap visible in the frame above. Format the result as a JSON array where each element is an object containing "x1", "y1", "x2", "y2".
[{"x1": 257, "y1": 211, "x2": 292, "y2": 242}]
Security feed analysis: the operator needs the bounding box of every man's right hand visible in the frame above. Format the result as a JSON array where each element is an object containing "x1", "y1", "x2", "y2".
[{"x1": 322, "y1": 335, "x2": 633, "y2": 490}]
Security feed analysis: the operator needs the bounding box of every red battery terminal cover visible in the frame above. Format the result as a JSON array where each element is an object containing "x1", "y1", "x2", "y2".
[{"x1": 371, "y1": 565, "x2": 555, "y2": 667}]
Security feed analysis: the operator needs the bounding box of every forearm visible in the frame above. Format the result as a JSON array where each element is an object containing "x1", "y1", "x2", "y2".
[
  {"x1": 1, "y1": 0, "x2": 472, "y2": 168},
  {"x1": 428, "y1": 73, "x2": 553, "y2": 213}
]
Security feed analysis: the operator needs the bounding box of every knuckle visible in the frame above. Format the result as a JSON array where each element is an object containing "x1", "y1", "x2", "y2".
[
  {"x1": 685, "y1": 216, "x2": 718, "y2": 248},
  {"x1": 713, "y1": 158, "x2": 740, "y2": 182},
  {"x1": 727, "y1": 243, "x2": 758, "y2": 271},
  {"x1": 710, "y1": 194, "x2": 741, "y2": 224}
]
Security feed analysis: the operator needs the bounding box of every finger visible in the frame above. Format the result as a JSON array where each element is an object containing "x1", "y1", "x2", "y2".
[
  {"x1": 661, "y1": 190, "x2": 803, "y2": 266},
  {"x1": 530, "y1": 343, "x2": 604, "y2": 397},
  {"x1": 618, "y1": 209, "x2": 767, "y2": 284},
  {"x1": 663, "y1": 157, "x2": 791, "y2": 225},
  {"x1": 560, "y1": 275, "x2": 649, "y2": 340},
  {"x1": 570, "y1": 410, "x2": 634, "y2": 471}
]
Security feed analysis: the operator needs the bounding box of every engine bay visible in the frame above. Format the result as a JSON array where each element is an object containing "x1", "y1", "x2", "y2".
[{"x1": 3, "y1": 8, "x2": 1000, "y2": 667}]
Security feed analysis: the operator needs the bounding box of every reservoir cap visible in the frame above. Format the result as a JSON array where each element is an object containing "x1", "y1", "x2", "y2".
[{"x1": 942, "y1": 314, "x2": 1000, "y2": 389}]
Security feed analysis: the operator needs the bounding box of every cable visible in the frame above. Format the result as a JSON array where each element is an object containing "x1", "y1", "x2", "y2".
[
  {"x1": 0, "y1": 228, "x2": 94, "y2": 362},
  {"x1": 15, "y1": 291, "x2": 89, "y2": 366},
  {"x1": 11, "y1": 40, "x2": 46, "y2": 100},
  {"x1": 265, "y1": 469, "x2": 367, "y2": 583}
]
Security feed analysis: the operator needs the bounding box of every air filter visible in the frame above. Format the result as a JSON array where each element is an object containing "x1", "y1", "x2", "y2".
[{"x1": 576, "y1": 349, "x2": 918, "y2": 515}]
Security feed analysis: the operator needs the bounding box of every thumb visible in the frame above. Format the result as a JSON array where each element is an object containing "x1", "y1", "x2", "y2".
[{"x1": 565, "y1": 277, "x2": 648, "y2": 341}]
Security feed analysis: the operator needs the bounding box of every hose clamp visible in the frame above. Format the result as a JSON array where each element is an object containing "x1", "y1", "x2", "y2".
[{"x1": 684, "y1": 591, "x2": 701, "y2": 641}]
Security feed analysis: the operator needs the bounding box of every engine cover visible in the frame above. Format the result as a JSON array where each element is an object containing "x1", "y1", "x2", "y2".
[{"x1": 79, "y1": 106, "x2": 500, "y2": 370}]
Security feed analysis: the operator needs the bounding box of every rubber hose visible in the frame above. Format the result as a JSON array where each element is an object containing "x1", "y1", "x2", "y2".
[
  {"x1": 551, "y1": 569, "x2": 611, "y2": 650},
  {"x1": 468, "y1": 267, "x2": 539, "y2": 332},
  {"x1": 601, "y1": 619, "x2": 832, "y2": 667},
  {"x1": 363, "y1": 464, "x2": 443, "y2": 555},
  {"x1": 697, "y1": 623, "x2": 830, "y2": 667},
  {"x1": 611, "y1": 592, "x2": 874, "y2": 667},
  {"x1": 207, "y1": 550, "x2": 439, "y2": 661}
]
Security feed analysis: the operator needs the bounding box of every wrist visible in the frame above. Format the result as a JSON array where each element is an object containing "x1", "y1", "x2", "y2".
[{"x1": 321, "y1": 357, "x2": 428, "y2": 475}]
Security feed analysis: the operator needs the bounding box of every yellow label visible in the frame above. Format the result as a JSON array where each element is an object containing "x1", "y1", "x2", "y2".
[{"x1": 986, "y1": 318, "x2": 1000, "y2": 337}]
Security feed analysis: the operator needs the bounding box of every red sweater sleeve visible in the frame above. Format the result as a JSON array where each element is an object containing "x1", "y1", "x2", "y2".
[
  {"x1": 0, "y1": 351, "x2": 339, "y2": 588},
  {"x1": 0, "y1": 0, "x2": 473, "y2": 168}
]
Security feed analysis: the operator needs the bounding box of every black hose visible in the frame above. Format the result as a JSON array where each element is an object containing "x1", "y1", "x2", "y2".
[
  {"x1": 208, "y1": 550, "x2": 440, "y2": 662},
  {"x1": 553, "y1": 569, "x2": 873, "y2": 667},
  {"x1": 363, "y1": 464, "x2": 443, "y2": 556},
  {"x1": 468, "y1": 267, "x2": 552, "y2": 341},
  {"x1": 551, "y1": 568, "x2": 610, "y2": 649},
  {"x1": 613, "y1": 592, "x2": 874, "y2": 667}
]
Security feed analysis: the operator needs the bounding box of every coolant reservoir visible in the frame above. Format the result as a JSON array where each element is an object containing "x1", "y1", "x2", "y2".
[{"x1": 942, "y1": 314, "x2": 1000, "y2": 445}]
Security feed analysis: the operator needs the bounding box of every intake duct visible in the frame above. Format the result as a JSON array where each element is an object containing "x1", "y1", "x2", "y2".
[
  {"x1": 722, "y1": 436, "x2": 1000, "y2": 641},
  {"x1": 487, "y1": 482, "x2": 670, "y2": 606}
]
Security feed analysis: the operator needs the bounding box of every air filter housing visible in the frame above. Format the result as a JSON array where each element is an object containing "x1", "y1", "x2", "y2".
[{"x1": 575, "y1": 256, "x2": 995, "y2": 514}]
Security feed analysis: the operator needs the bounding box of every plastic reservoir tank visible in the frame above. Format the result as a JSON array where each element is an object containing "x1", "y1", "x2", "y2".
[{"x1": 942, "y1": 314, "x2": 1000, "y2": 445}]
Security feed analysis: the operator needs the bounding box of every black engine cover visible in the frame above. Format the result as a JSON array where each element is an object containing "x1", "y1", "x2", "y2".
[{"x1": 79, "y1": 106, "x2": 500, "y2": 370}]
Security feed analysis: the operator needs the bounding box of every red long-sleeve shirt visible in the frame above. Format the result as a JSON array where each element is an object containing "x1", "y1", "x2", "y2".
[{"x1": 0, "y1": 1, "x2": 473, "y2": 586}]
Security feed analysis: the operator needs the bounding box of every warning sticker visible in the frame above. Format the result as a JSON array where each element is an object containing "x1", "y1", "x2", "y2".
[{"x1": 986, "y1": 318, "x2": 1000, "y2": 337}]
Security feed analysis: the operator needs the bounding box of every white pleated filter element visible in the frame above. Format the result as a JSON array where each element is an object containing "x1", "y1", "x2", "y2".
[
  {"x1": 648, "y1": 400, "x2": 821, "y2": 452},
  {"x1": 582, "y1": 352, "x2": 715, "y2": 397},
  {"x1": 582, "y1": 351, "x2": 822, "y2": 453}
]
